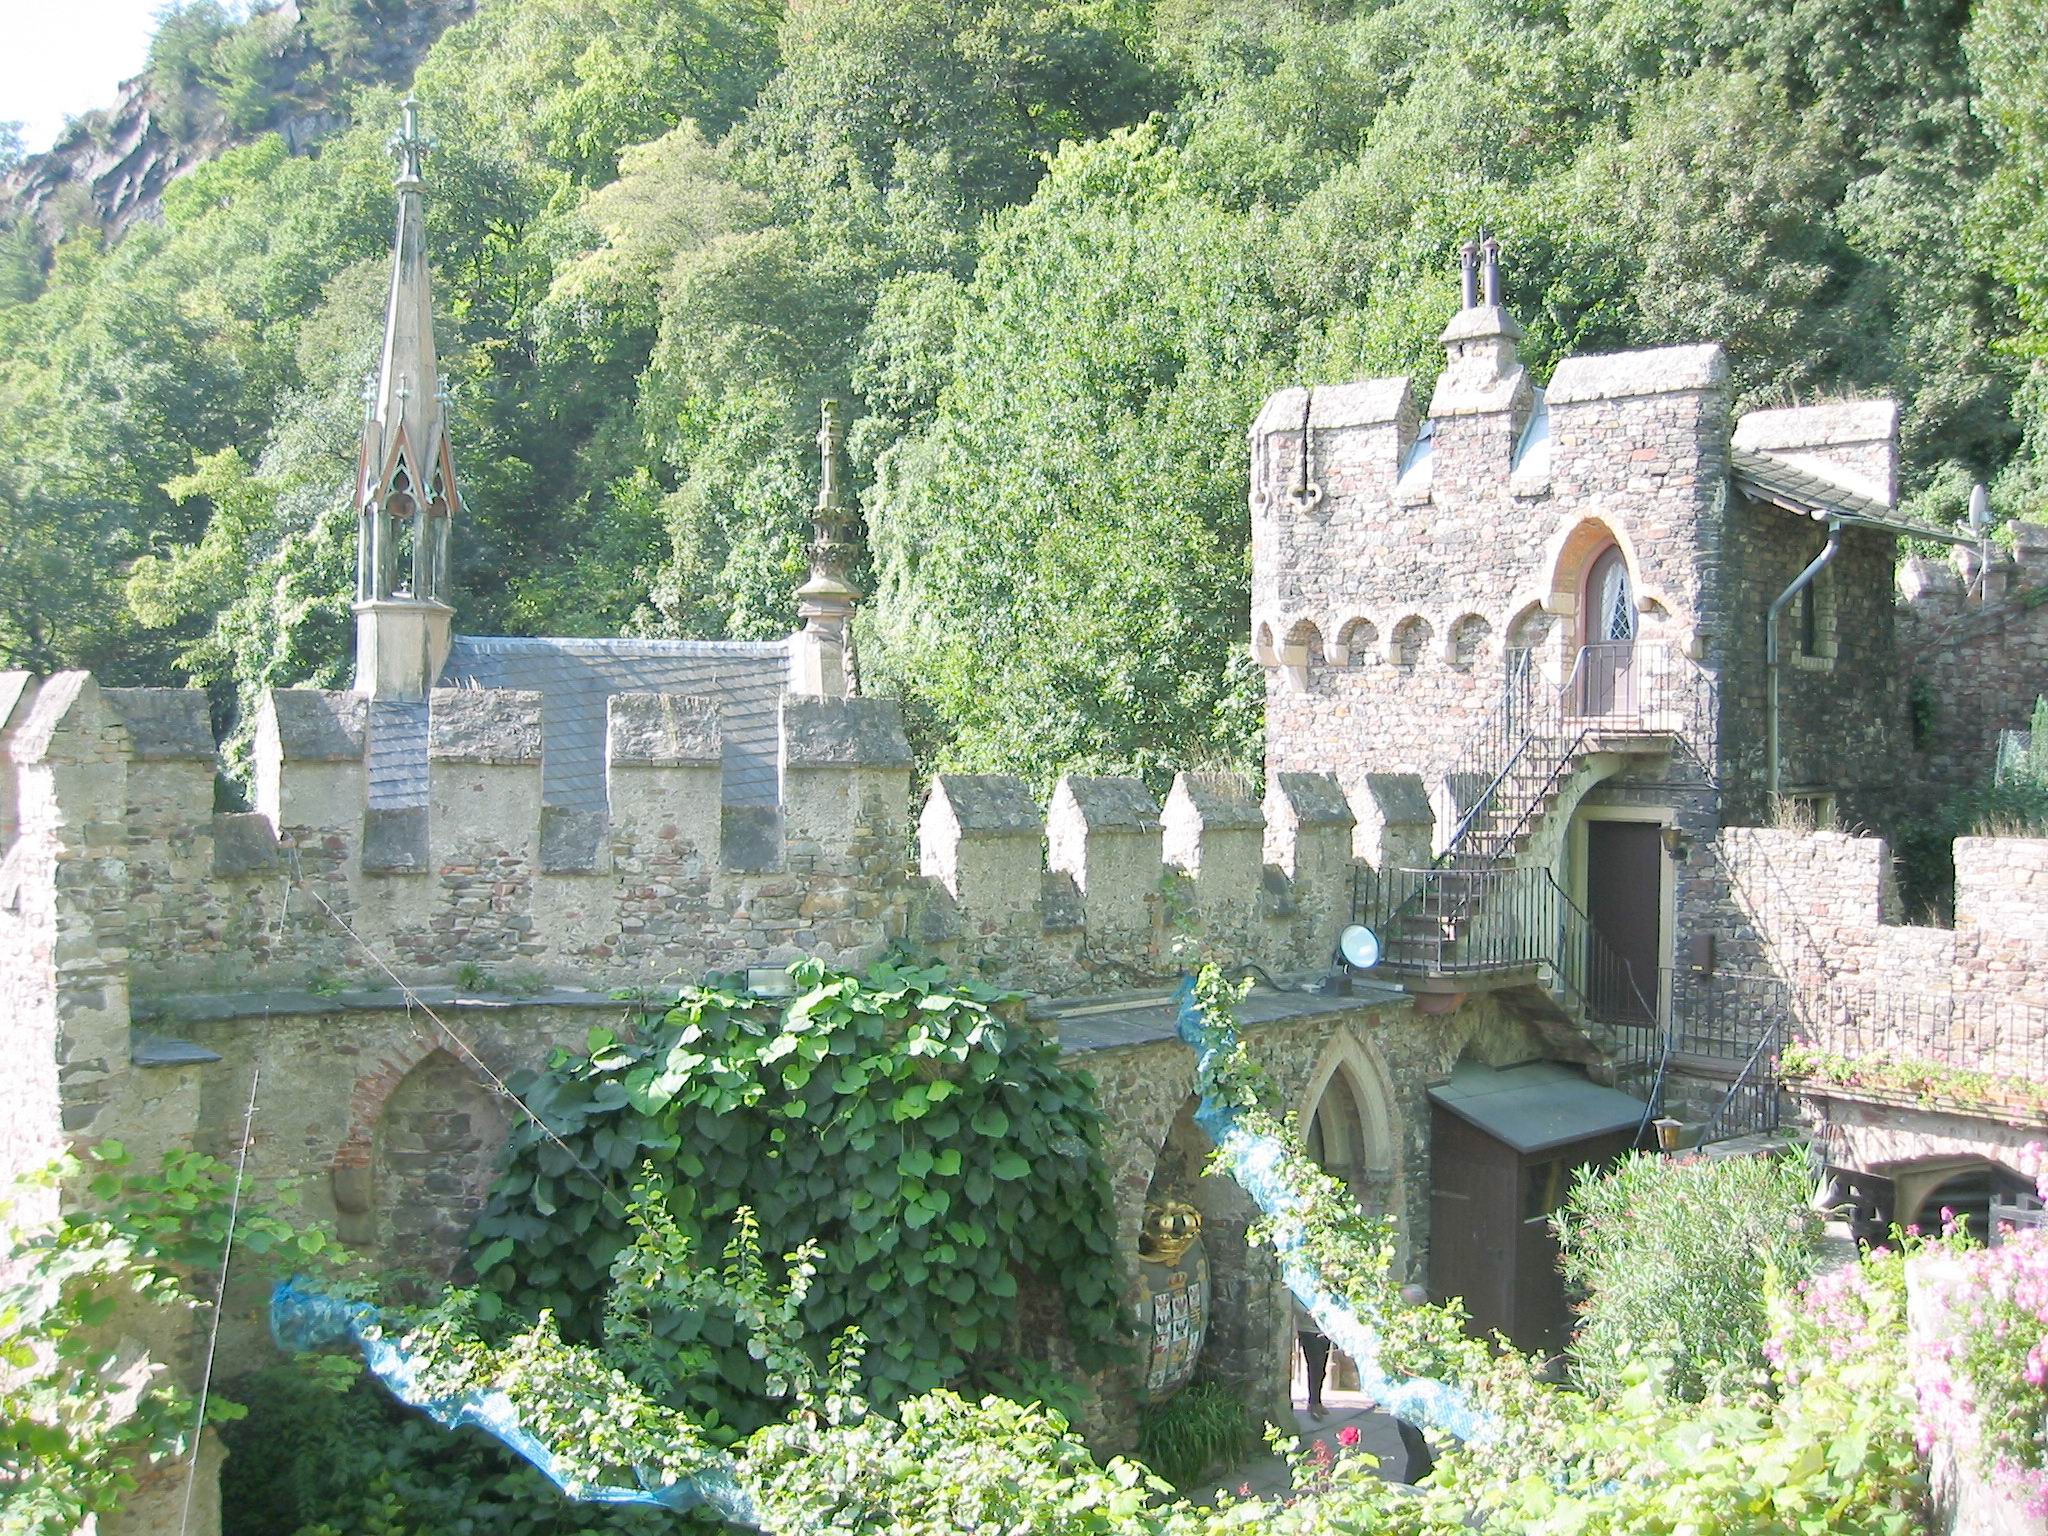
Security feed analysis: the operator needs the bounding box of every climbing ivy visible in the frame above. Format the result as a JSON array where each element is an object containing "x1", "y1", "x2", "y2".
[{"x1": 468, "y1": 958, "x2": 1127, "y2": 1434}]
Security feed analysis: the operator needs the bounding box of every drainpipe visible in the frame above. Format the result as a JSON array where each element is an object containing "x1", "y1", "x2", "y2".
[{"x1": 1766, "y1": 518, "x2": 1842, "y2": 804}]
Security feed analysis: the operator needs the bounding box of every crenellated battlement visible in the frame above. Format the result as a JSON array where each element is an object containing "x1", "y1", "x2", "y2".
[{"x1": 2, "y1": 675, "x2": 1363, "y2": 1012}]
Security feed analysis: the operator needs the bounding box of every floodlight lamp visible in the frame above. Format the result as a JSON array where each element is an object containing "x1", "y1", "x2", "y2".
[{"x1": 1338, "y1": 925, "x2": 1381, "y2": 970}]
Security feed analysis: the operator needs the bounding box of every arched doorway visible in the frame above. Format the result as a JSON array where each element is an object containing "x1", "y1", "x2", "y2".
[
  {"x1": 1580, "y1": 543, "x2": 1637, "y2": 715},
  {"x1": 1293, "y1": 1036, "x2": 1398, "y2": 1402}
]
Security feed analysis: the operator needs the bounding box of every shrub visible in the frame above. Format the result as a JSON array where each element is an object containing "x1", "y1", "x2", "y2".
[
  {"x1": 1553, "y1": 1149, "x2": 1825, "y2": 1401},
  {"x1": 467, "y1": 959, "x2": 1128, "y2": 1434},
  {"x1": 1133, "y1": 1381, "x2": 1256, "y2": 1490}
]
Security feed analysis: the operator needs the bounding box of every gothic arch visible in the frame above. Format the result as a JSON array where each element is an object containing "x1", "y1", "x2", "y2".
[
  {"x1": 1294, "y1": 1027, "x2": 1399, "y2": 1217},
  {"x1": 1520, "y1": 516, "x2": 1692, "y2": 656}
]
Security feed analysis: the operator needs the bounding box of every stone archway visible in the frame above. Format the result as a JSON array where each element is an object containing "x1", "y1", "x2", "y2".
[
  {"x1": 370, "y1": 1047, "x2": 511, "y2": 1281},
  {"x1": 1292, "y1": 1028, "x2": 1400, "y2": 1397},
  {"x1": 1139, "y1": 1093, "x2": 1282, "y2": 1416}
]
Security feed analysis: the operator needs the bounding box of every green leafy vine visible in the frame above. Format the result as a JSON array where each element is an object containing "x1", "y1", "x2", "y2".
[{"x1": 468, "y1": 957, "x2": 1128, "y2": 1434}]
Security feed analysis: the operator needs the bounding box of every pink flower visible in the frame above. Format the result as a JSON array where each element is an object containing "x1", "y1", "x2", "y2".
[{"x1": 1338, "y1": 1425, "x2": 1361, "y2": 1448}]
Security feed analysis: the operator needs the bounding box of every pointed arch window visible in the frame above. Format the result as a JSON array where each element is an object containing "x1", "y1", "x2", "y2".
[{"x1": 1596, "y1": 551, "x2": 1636, "y2": 643}]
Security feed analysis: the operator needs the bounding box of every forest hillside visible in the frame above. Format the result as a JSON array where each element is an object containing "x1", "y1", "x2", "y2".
[{"x1": 2, "y1": 0, "x2": 2044, "y2": 786}]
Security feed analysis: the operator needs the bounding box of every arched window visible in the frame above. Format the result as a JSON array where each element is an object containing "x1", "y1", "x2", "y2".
[{"x1": 1587, "y1": 544, "x2": 1636, "y2": 645}]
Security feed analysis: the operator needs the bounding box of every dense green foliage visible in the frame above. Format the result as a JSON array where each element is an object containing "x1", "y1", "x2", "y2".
[
  {"x1": 2, "y1": 0, "x2": 2044, "y2": 785},
  {"x1": 218, "y1": 1368, "x2": 682, "y2": 1536},
  {"x1": 1553, "y1": 1148, "x2": 1826, "y2": 1402},
  {"x1": 224, "y1": 963, "x2": 1928, "y2": 1534},
  {"x1": 1, "y1": 1144, "x2": 332, "y2": 1534},
  {"x1": 466, "y1": 960, "x2": 1126, "y2": 1434},
  {"x1": 1132, "y1": 1380, "x2": 1257, "y2": 1490}
]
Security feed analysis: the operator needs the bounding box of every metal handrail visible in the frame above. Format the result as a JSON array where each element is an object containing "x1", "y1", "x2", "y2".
[
  {"x1": 1352, "y1": 863, "x2": 1661, "y2": 1035},
  {"x1": 1700, "y1": 1017, "x2": 1783, "y2": 1145}
]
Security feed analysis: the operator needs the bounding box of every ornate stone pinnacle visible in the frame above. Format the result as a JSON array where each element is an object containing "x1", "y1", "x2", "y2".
[
  {"x1": 389, "y1": 97, "x2": 430, "y2": 184},
  {"x1": 816, "y1": 398, "x2": 845, "y2": 513},
  {"x1": 799, "y1": 397, "x2": 861, "y2": 624}
]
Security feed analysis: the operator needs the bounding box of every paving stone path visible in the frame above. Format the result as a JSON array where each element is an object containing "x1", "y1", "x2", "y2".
[{"x1": 1202, "y1": 1388, "x2": 1423, "y2": 1505}]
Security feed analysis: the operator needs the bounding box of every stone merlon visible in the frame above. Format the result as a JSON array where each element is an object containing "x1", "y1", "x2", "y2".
[
  {"x1": 607, "y1": 693, "x2": 722, "y2": 768},
  {"x1": 1545, "y1": 343, "x2": 1728, "y2": 404},
  {"x1": 6, "y1": 672, "x2": 100, "y2": 764},
  {"x1": 103, "y1": 689, "x2": 214, "y2": 761},
  {"x1": 780, "y1": 696, "x2": 914, "y2": 768},
  {"x1": 1053, "y1": 775, "x2": 1163, "y2": 831},
  {"x1": 924, "y1": 773, "x2": 1042, "y2": 833},
  {"x1": 1163, "y1": 772, "x2": 1264, "y2": 833},
  {"x1": 427, "y1": 688, "x2": 544, "y2": 764},
  {"x1": 1250, "y1": 379, "x2": 1414, "y2": 439},
  {"x1": 1267, "y1": 772, "x2": 1355, "y2": 830},
  {"x1": 0, "y1": 671, "x2": 34, "y2": 740},
  {"x1": 261, "y1": 691, "x2": 368, "y2": 761}
]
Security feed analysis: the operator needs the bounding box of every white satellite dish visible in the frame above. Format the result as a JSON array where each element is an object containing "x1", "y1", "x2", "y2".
[{"x1": 1338, "y1": 924, "x2": 1381, "y2": 970}]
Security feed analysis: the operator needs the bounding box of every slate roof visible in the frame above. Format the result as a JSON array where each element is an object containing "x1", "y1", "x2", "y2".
[
  {"x1": 1731, "y1": 447, "x2": 1969, "y2": 545},
  {"x1": 437, "y1": 636, "x2": 790, "y2": 809}
]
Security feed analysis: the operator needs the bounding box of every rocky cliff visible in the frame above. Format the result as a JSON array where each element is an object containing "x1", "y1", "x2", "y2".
[{"x1": 2, "y1": 0, "x2": 474, "y2": 241}]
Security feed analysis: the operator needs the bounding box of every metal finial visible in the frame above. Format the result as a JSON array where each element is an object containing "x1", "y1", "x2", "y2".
[
  {"x1": 1459, "y1": 240, "x2": 1479, "y2": 309},
  {"x1": 817, "y1": 398, "x2": 845, "y2": 512},
  {"x1": 1481, "y1": 230, "x2": 1502, "y2": 308},
  {"x1": 389, "y1": 97, "x2": 430, "y2": 184}
]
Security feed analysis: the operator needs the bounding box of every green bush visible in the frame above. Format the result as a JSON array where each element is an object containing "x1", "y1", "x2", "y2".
[
  {"x1": 467, "y1": 959, "x2": 1128, "y2": 1434},
  {"x1": 1553, "y1": 1150, "x2": 1824, "y2": 1402},
  {"x1": 216, "y1": 1368, "x2": 693, "y2": 1536},
  {"x1": 1133, "y1": 1381, "x2": 1256, "y2": 1490}
]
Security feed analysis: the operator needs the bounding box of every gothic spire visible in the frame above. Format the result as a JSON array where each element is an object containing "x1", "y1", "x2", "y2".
[{"x1": 355, "y1": 97, "x2": 457, "y2": 608}]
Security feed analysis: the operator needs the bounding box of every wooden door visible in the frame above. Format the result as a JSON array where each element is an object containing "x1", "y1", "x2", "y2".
[
  {"x1": 1586, "y1": 821, "x2": 1661, "y2": 1024},
  {"x1": 1428, "y1": 1106, "x2": 1515, "y2": 1340}
]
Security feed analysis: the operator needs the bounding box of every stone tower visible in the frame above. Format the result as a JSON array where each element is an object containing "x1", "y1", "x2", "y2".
[{"x1": 353, "y1": 99, "x2": 459, "y2": 700}]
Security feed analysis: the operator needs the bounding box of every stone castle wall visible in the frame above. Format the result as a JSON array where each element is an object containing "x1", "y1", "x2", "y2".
[
  {"x1": 1251, "y1": 345, "x2": 1732, "y2": 833},
  {"x1": 1894, "y1": 530, "x2": 2048, "y2": 825},
  {"x1": 1699, "y1": 828, "x2": 2048, "y2": 1160},
  {"x1": 0, "y1": 671, "x2": 1369, "y2": 1208}
]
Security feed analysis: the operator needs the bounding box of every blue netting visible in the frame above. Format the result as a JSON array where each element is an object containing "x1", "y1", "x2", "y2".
[
  {"x1": 269, "y1": 1281, "x2": 761, "y2": 1525},
  {"x1": 1175, "y1": 976, "x2": 1496, "y2": 1446}
]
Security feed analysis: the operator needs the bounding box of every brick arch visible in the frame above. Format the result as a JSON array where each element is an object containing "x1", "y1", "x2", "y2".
[
  {"x1": 371, "y1": 1046, "x2": 512, "y2": 1275},
  {"x1": 1281, "y1": 618, "x2": 1325, "y2": 666},
  {"x1": 334, "y1": 1029, "x2": 445, "y2": 1173},
  {"x1": 1252, "y1": 619, "x2": 1279, "y2": 668},
  {"x1": 1388, "y1": 614, "x2": 1433, "y2": 668},
  {"x1": 1505, "y1": 599, "x2": 1556, "y2": 653},
  {"x1": 1447, "y1": 613, "x2": 1493, "y2": 669},
  {"x1": 1333, "y1": 616, "x2": 1379, "y2": 667}
]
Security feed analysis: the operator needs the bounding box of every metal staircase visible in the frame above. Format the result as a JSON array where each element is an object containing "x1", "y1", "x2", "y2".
[{"x1": 1353, "y1": 641, "x2": 1718, "y2": 1117}]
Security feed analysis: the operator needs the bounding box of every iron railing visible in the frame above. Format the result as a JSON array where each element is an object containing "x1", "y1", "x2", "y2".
[
  {"x1": 1443, "y1": 642, "x2": 1716, "y2": 870},
  {"x1": 1699, "y1": 1017, "x2": 1783, "y2": 1145},
  {"x1": 1668, "y1": 968, "x2": 2048, "y2": 1146},
  {"x1": 1351, "y1": 862, "x2": 1661, "y2": 1035}
]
